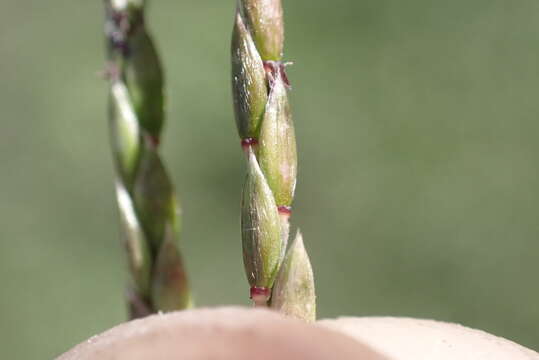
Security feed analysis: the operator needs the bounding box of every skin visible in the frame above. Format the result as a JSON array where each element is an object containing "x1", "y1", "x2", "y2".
[
  {"x1": 320, "y1": 317, "x2": 539, "y2": 360},
  {"x1": 58, "y1": 307, "x2": 538, "y2": 360}
]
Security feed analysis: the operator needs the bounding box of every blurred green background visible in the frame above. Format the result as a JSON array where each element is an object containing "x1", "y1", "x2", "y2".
[{"x1": 1, "y1": 0, "x2": 538, "y2": 358}]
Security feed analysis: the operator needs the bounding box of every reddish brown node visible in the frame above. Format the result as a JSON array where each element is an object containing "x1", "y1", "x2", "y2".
[
  {"x1": 241, "y1": 138, "x2": 258, "y2": 151},
  {"x1": 263, "y1": 61, "x2": 276, "y2": 80},
  {"x1": 250, "y1": 286, "x2": 270, "y2": 300},
  {"x1": 263, "y1": 61, "x2": 291, "y2": 89},
  {"x1": 278, "y1": 206, "x2": 292, "y2": 216},
  {"x1": 279, "y1": 63, "x2": 291, "y2": 88}
]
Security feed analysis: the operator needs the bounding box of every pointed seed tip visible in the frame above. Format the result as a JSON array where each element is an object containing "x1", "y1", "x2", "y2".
[{"x1": 294, "y1": 229, "x2": 304, "y2": 243}]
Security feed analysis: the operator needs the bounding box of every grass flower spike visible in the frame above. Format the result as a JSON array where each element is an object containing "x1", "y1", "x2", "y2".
[
  {"x1": 231, "y1": 0, "x2": 316, "y2": 319},
  {"x1": 104, "y1": 0, "x2": 191, "y2": 318}
]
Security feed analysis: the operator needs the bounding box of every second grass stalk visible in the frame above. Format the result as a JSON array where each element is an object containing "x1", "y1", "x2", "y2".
[{"x1": 104, "y1": 0, "x2": 191, "y2": 318}]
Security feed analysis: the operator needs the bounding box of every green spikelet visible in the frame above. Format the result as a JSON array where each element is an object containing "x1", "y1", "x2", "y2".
[{"x1": 271, "y1": 231, "x2": 316, "y2": 322}]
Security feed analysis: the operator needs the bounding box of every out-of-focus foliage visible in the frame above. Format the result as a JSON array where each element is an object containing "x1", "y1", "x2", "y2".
[{"x1": 0, "y1": 1, "x2": 537, "y2": 358}]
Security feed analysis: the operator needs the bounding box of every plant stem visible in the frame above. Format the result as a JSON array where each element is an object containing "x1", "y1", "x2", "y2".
[
  {"x1": 104, "y1": 0, "x2": 191, "y2": 318},
  {"x1": 231, "y1": 0, "x2": 316, "y2": 320}
]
